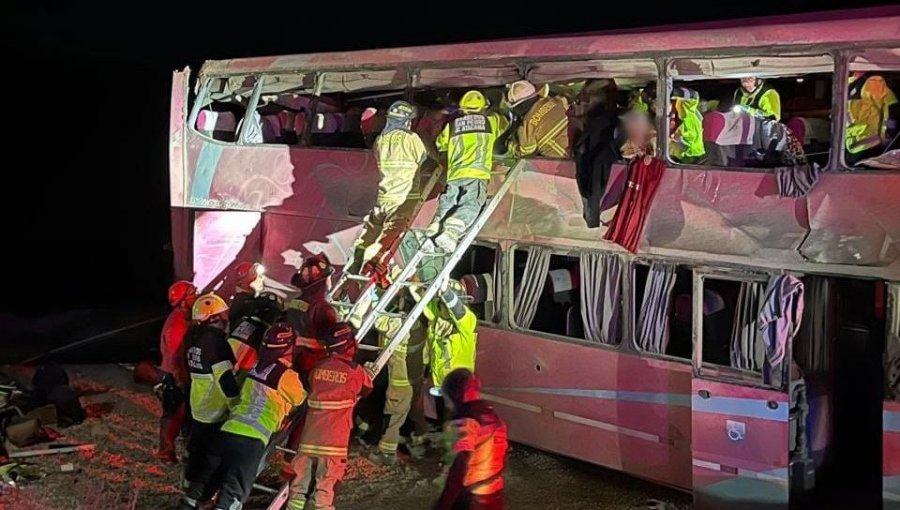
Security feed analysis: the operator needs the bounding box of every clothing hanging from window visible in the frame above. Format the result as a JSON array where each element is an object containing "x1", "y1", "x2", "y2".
[
  {"x1": 794, "y1": 276, "x2": 836, "y2": 375},
  {"x1": 758, "y1": 274, "x2": 805, "y2": 387},
  {"x1": 603, "y1": 157, "x2": 666, "y2": 252}
]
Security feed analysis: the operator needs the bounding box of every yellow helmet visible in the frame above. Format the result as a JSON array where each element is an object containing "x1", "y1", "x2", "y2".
[
  {"x1": 192, "y1": 293, "x2": 229, "y2": 322},
  {"x1": 459, "y1": 90, "x2": 488, "y2": 113}
]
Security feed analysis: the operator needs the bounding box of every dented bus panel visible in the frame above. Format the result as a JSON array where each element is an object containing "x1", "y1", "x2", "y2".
[{"x1": 169, "y1": 9, "x2": 900, "y2": 508}]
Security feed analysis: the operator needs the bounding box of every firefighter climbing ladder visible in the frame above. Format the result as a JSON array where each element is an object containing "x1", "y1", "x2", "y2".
[
  {"x1": 351, "y1": 159, "x2": 524, "y2": 376},
  {"x1": 263, "y1": 160, "x2": 524, "y2": 510}
]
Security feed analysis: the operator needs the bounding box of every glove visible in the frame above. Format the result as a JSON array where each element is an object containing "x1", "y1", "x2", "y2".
[
  {"x1": 362, "y1": 260, "x2": 390, "y2": 289},
  {"x1": 363, "y1": 361, "x2": 378, "y2": 379}
]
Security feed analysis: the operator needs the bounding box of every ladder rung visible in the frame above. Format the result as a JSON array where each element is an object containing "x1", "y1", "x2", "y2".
[
  {"x1": 345, "y1": 274, "x2": 370, "y2": 282},
  {"x1": 374, "y1": 310, "x2": 405, "y2": 319},
  {"x1": 358, "y1": 344, "x2": 381, "y2": 351},
  {"x1": 397, "y1": 281, "x2": 427, "y2": 288}
]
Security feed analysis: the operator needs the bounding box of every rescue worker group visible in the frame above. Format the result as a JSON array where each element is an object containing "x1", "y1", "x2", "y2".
[{"x1": 159, "y1": 84, "x2": 559, "y2": 510}]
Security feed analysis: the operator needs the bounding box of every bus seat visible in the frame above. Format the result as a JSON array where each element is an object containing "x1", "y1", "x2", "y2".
[
  {"x1": 312, "y1": 113, "x2": 343, "y2": 134},
  {"x1": 703, "y1": 111, "x2": 726, "y2": 142},
  {"x1": 460, "y1": 273, "x2": 496, "y2": 321},
  {"x1": 261, "y1": 115, "x2": 282, "y2": 143},
  {"x1": 294, "y1": 114, "x2": 307, "y2": 137},
  {"x1": 278, "y1": 111, "x2": 295, "y2": 133},
  {"x1": 785, "y1": 117, "x2": 830, "y2": 146},
  {"x1": 548, "y1": 268, "x2": 579, "y2": 304},
  {"x1": 196, "y1": 110, "x2": 237, "y2": 140}
]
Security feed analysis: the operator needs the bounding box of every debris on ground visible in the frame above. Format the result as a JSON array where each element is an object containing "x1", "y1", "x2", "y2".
[{"x1": 1, "y1": 364, "x2": 692, "y2": 509}]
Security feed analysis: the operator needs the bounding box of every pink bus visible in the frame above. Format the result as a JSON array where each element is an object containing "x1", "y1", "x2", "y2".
[{"x1": 169, "y1": 9, "x2": 900, "y2": 509}]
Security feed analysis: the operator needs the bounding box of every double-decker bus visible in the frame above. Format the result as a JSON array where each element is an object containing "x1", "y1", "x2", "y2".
[{"x1": 168, "y1": 8, "x2": 900, "y2": 509}]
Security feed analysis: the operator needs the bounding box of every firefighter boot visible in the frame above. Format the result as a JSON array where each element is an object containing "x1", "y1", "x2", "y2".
[
  {"x1": 368, "y1": 451, "x2": 398, "y2": 466},
  {"x1": 433, "y1": 231, "x2": 458, "y2": 253}
]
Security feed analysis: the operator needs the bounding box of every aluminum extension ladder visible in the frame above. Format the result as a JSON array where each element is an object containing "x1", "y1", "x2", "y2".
[
  {"x1": 264, "y1": 161, "x2": 524, "y2": 510},
  {"x1": 349, "y1": 160, "x2": 524, "y2": 377}
]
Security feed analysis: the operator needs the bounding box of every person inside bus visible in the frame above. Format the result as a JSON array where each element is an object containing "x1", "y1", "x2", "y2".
[
  {"x1": 732, "y1": 76, "x2": 781, "y2": 121},
  {"x1": 504, "y1": 80, "x2": 570, "y2": 159},
  {"x1": 846, "y1": 72, "x2": 899, "y2": 165},
  {"x1": 669, "y1": 87, "x2": 706, "y2": 164},
  {"x1": 425, "y1": 90, "x2": 510, "y2": 254}
]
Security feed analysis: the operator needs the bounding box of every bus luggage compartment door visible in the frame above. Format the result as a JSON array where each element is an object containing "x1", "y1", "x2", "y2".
[{"x1": 692, "y1": 379, "x2": 790, "y2": 510}]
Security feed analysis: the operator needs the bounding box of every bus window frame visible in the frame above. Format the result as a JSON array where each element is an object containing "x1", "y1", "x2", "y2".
[
  {"x1": 692, "y1": 267, "x2": 784, "y2": 392},
  {"x1": 629, "y1": 257, "x2": 692, "y2": 365},
  {"x1": 841, "y1": 47, "x2": 900, "y2": 171},
  {"x1": 455, "y1": 240, "x2": 503, "y2": 327},
  {"x1": 506, "y1": 242, "x2": 626, "y2": 352},
  {"x1": 888, "y1": 281, "x2": 900, "y2": 402},
  {"x1": 661, "y1": 51, "x2": 837, "y2": 173}
]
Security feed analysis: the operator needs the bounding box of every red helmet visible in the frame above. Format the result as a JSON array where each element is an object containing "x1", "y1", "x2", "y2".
[
  {"x1": 323, "y1": 322, "x2": 355, "y2": 354},
  {"x1": 259, "y1": 322, "x2": 297, "y2": 363},
  {"x1": 291, "y1": 254, "x2": 334, "y2": 289},
  {"x1": 235, "y1": 262, "x2": 264, "y2": 289},
  {"x1": 168, "y1": 280, "x2": 197, "y2": 308}
]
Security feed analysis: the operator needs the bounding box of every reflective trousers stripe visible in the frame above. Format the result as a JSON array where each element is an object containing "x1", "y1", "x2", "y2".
[
  {"x1": 308, "y1": 399, "x2": 355, "y2": 410},
  {"x1": 298, "y1": 444, "x2": 348, "y2": 456}
]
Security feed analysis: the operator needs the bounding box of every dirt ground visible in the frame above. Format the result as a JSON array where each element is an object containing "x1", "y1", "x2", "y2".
[{"x1": 2, "y1": 364, "x2": 692, "y2": 510}]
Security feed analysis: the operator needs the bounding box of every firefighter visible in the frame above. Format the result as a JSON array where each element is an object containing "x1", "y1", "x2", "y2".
[
  {"x1": 669, "y1": 87, "x2": 706, "y2": 163},
  {"x1": 369, "y1": 301, "x2": 428, "y2": 466},
  {"x1": 733, "y1": 76, "x2": 781, "y2": 121},
  {"x1": 214, "y1": 322, "x2": 307, "y2": 510},
  {"x1": 179, "y1": 293, "x2": 241, "y2": 510},
  {"x1": 231, "y1": 261, "x2": 266, "y2": 323},
  {"x1": 157, "y1": 280, "x2": 197, "y2": 463},
  {"x1": 414, "y1": 279, "x2": 477, "y2": 393},
  {"x1": 426, "y1": 90, "x2": 510, "y2": 253},
  {"x1": 345, "y1": 101, "x2": 434, "y2": 275},
  {"x1": 227, "y1": 291, "x2": 284, "y2": 380},
  {"x1": 287, "y1": 254, "x2": 337, "y2": 379},
  {"x1": 846, "y1": 72, "x2": 898, "y2": 164},
  {"x1": 505, "y1": 80, "x2": 570, "y2": 158},
  {"x1": 287, "y1": 323, "x2": 373, "y2": 510},
  {"x1": 433, "y1": 368, "x2": 508, "y2": 510}
]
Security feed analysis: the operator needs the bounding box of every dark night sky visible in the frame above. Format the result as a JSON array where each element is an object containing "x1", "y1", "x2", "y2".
[{"x1": 5, "y1": 2, "x2": 894, "y2": 316}]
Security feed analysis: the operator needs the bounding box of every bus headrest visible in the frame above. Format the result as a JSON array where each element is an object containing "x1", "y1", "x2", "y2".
[
  {"x1": 197, "y1": 110, "x2": 237, "y2": 133},
  {"x1": 702, "y1": 111, "x2": 726, "y2": 142},
  {"x1": 460, "y1": 273, "x2": 494, "y2": 305}
]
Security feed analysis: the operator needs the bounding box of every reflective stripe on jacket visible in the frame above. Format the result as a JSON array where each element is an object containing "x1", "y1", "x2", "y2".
[
  {"x1": 424, "y1": 303, "x2": 478, "y2": 388},
  {"x1": 221, "y1": 360, "x2": 306, "y2": 445},
  {"x1": 847, "y1": 74, "x2": 898, "y2": 153},
  {"x1": 512, "y1": 96, "x2": 570, "y2": 158},
  {"x1": 734, "y1": 84, "x2": 781, "y2": 121},
  {"x1": 185, "y1": 324, "x2": 236, "y2": 424},
  {"x1": 446, "y1": 400, "x2": 508, "y2": 495},
  {"x1": 436, "y1": 113, "x2": 510, "y2": 181},
  {"x1": 671, "y1": 97, "x2": 706, "y2": 159},
  {"x1": 374, "y1": 129, "x2": 428, "y2": 205},
  {"x1": 299, "y1": 356, "x2": 373, "y2": 457}
]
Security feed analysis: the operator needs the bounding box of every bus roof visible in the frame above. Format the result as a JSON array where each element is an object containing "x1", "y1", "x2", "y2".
[{"x1": 199, "y1": 8, "x2": 900, "y2": 78}]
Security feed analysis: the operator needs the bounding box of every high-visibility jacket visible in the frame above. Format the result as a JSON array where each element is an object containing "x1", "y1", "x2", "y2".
[
  {"x1": 734, "y1": 83, "x2": 781, "y2": 121},
  {"x1": 298, "y1": 355, "x2": 373, "y2": 457},
  {"x1": 286, "y1": 295, "x2": 335, "y2": 376},
  {"x1": 436, "y1": 112, "x2": 510, "y2": 181},
  {"x1": 375, "y1": 315, "x2": 427, "y2": 388},
  {"x1": 184, "y1": 324, "x2": 239, "y2": 424},
  {"x1": 847, "y1": 74, "x2": 898, "y2": 154},
  {"x1": 444, "y1": 400, "x2": 508, "y2": 495},
  {"x1": 226, "y1": 315, "x2": 269, "y2": 376},
  {"x1": 670, "y1": 96, "x2": 706, "y2": 160},
  {"x1": 374, "y1": 129, "x2": 428, "y2": 206},
  {"x1": 220, "y1": 359, "x2": 306, "y2": 445},
  {"x1": 424, "y1": 302, "x2": 478, "y2": 388},
  {"x1": 510, "y1": 96, "x2": 570, "y2": 158},
  {"x1": 160, "y1": 308, "x2": 190, "y2": 386}
]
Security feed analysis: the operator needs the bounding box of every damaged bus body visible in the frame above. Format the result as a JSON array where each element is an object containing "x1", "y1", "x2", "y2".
[{"x1": 168, "y1": 9, "x2": 900, "y2": 509}]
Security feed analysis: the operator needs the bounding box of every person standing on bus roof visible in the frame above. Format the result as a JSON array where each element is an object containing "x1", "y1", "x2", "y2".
[
  {"x1": 426, "y1": 90, "x2": 510, "y2": 254},
  {"x1": 505, "y1": 80, "x2": 570, "y2": 158},
  {"x1": 733, "y1": 76, "x2": 781, "y2": 121},
  {"x1": 156, "y1": 280, "x2": 197, "y2": 463},
  {"x1": 345, "y1": 101, "x2": 434, "y2": 276}
]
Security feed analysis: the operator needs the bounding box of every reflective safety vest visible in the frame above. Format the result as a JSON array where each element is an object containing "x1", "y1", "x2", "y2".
[
  {"x1": 299, "y1": 356, "x2": 373, "y2": 457},
  {"x1": 846, "y1": 74, "x2": 898, "y2": 154},
  {"x1": 444, "y1": 400, "x2": 508, "y2": 495},
  {"x1": 226, "y1": 315, "x2": 268, "y2": 376},
  {"x1": 375, "y1": 315, "x2": 427, "y2": 387},
  {"x1": 436, "y1": 112, "x2": 510, "y2": 181},
  {"x1": 423, "y1": 302, "x2": 477, "y2": 388},
  {"x1": 221, "y1": 360, "x2": 306, "y2": 445},
  {"x1": 670, "y1": 96, "x2": 706, "y2": 160},
  {"x1": 374, "y1": 129, "x2": 428, "y2": 206},
  {"x1": 734, "y1": 83, "x2": 781, "y2": 121},
  {"x1": 185, "y1": 324, "x2": 236, "y2": 424}
]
